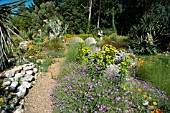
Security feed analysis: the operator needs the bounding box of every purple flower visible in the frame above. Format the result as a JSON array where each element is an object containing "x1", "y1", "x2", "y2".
[
  {"x1": 89, "y1": 85, "x2": 92, "y2": 90},
  {"x1": 91, "y1": 97, "x2": 94, "y2": 100},
  {"x1": 116, "y1": 107, "x2": 121, "y2": 111},
  {"x1": 129, "y1": 101, "x2": 133, "y2": 105},
  {"x1": 106, "y1": 75, "x2": 110, "y2": 80},
  {"x1": 97, "y1": 94, "x2": 101, "y2": 96},
  {"x1": 106, "y1": 89, "x2": 111, "y2": 92},
  {"x1": 116, "y1": 97, "x2": 121, "y2": 101},
  {"x1": 83, "y1": 106, "x2": 87, "y2": 109},
  {"x1": 98, "y1": 105, "x2": 106, "y2": 111},
  {"x1": 64, "y1": 88, "x2": 68, "y2": 92}
]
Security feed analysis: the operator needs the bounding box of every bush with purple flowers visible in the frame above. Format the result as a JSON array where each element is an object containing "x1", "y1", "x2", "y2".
[
  {"x1": 52, "y1": 63, "x2": 169, "y2": 112},
  {"x1": 51, "y1": 44, "x2": 169, "y2": 113}
]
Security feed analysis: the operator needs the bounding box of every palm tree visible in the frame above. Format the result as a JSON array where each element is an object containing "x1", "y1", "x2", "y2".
[{"x1": 0, "y1": 0, "x2": 26, "y2": 71}]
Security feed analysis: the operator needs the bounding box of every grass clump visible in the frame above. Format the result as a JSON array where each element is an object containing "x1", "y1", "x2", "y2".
[{"x1": 136, "y1": 55, "x2": 170, "y2": 98}]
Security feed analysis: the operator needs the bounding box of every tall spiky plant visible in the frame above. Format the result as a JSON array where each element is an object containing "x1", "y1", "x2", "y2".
[{"x1": 0, "y1": 0, "x2": 26, "y2": 71}]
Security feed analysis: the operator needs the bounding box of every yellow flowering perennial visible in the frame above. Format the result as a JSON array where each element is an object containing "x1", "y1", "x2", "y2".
[
  {"x1": 153, "y1": 102, "x2": 157, "y2": 106},
  {"x1": 148, "y1": 96, "x2": 152, "y2": 100},
  {"x1": 137, "y1": 88, "x2": 142, "y2": 92},
  {"x1": 143, "y1": 94, "x2": 147, "y2": 98}
]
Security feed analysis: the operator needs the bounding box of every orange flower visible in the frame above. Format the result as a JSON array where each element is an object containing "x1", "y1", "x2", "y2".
[
  {"x1": 35, "y1": 54, "x2": 39, "y2": 57},
  {"x1": 156, "y1": 109, "x2": 163, "y2": 113},
  {"x1": 13, "y1": 37, "x2": 18, "y2": 41},
  {"x1": 143, "y1": 94, "x2": 147, "y2": 98},
  {"x1": 2, "y1": 84, "x2": 7, "y2": 87},
  {"x1": 65, "y1": 38, "x2": 71, "y2": 41},
  {"x1": 153, "y1": 102, "x2": 157, "y2": 106},
  {"x1": 138, "y1": 58, "x2": 144, "y2": 66},
  {"x1": 150, "y1": 106, "x2": 154, "y2": 111},
  {"x1": 36, "y1": 59, "x2": 41, "y2": 63},
  {"x1": 0, "y1": 98, "x2": 3, "y2": 102},
  {"x1": 148, "y1": 97, "x2": 152, "y2": 100},
  {"x1": 28, "y1": 45, "x2": 33, "y2": 50},
  {"x1": 137, "y1": 88, "x2": 142, "y2": 92},
  {"x1": 49, "y1": 69, "x2": 52, "y2": 75},
  {"x1": 151, "y1": 111, "x2": 155, "y2": 113}
]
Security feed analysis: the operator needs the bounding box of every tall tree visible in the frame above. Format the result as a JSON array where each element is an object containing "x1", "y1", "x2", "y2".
[{"x1": 96, "y1": 0, "x2": 101, "y2": 28}]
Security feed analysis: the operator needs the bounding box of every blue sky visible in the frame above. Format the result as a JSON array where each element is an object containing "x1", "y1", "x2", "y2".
[{"x1": 0, "y1": 0, "x2": 34, "y2": 6}]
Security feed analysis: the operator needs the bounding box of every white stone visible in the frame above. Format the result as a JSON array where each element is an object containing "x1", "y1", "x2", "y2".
[
  {"x1": 23, "y1": 65, "x2": 34, "y2": 71},
  {"x1": 16, "y1": 85, "x2": 27, "y2": 97},
  {"x1": 5, "y1": 86, "x2": 9, "y2": 90},
  {"x1": 33, "y1": 68, "x2": 38, "y2": 73},
  {"x1": 4, "y1": 70, "x2": 15, "y2": 78},
  {"x1": 14, "y1": 105, "x2": 24, "y2": 113},
  {"x1": 21, "y1": 75, "x2": 34, "y2": 82},
  {"x1": 3, "y1": 81, "x2": 11, "y2": 86},
  {"x1": 12, "y1": 66, "x2": 22, "y2": 73},
  {"x1": 14, "y1": 73, "x2": 24, "y2": 80},
  {"x1": 9, "y1": 77, "x2": 15, "y2": 81},
  {"x1": 32, "y1": 81, "x2": 36, "y2": 84},
  {"x1": 26, "y1": 70, "x2": 33, "y2": 75},
  {"x1": 85, "y1": 37, "x2": 97, "y2": 46},
  {"x1": 20, "y1": 70, "x2": 26, "y2": 75},
  {"x1": 10, "y1": 81, "x2": 19, "y2": 90},
  {"x1": 19, "y1": 99, "x2": 25, "y2": 105},
  {"x1": 70, "y1": 37, "x2": 84, "y2": 44},
  {"x1": 22, "y1": 81, "x2": 32, "y2": 88}
]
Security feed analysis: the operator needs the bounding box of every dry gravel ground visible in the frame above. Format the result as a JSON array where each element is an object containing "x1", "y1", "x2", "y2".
[{"x1": 24, "y1": 58, "x2": 65, "y2": 113}]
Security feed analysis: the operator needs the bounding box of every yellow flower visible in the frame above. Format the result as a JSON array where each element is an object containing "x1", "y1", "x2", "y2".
[
  {"x1": 10, "y1": 92, "x2": 15, "y2": 95},
  {"x1": 137, "y1": 88, "x2": 142, "y2": 92},
  {"x1": 153, "y1": 102, "x2": 157, "y2": 106},
  {"x1": 143, "y1": 94, "x2": 147, "y2": 98},
  {"x1": 150, "y1": 106, "x2": 154, "y2": 111},
  {"x1": 148, "y1": 97, "x2": 152, "y2": 100},
  {"x1": 151, "y1": 111, "x2": 155, "y2": 113},
  {"x1": 0, "y1": 98, "x2": 3, "y2": 102}
]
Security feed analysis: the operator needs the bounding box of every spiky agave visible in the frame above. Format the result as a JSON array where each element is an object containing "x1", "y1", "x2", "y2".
[{"x1": 0, "y1": 0, "x2": 26, "y2": 71}]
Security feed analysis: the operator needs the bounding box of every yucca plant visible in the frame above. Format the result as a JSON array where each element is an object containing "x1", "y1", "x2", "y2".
[{"x1": 0, "y1": 0, "x2": 26, "y2": 71}]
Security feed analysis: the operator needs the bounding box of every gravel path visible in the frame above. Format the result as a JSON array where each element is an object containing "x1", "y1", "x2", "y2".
[{"x1": 24, "y1": 58, "x2": 65, "y2": 113}]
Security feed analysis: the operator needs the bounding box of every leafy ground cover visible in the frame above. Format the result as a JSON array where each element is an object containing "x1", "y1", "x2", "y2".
[{"x1": 51, "y1": 42, "x2": 170, "y2": 113}]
